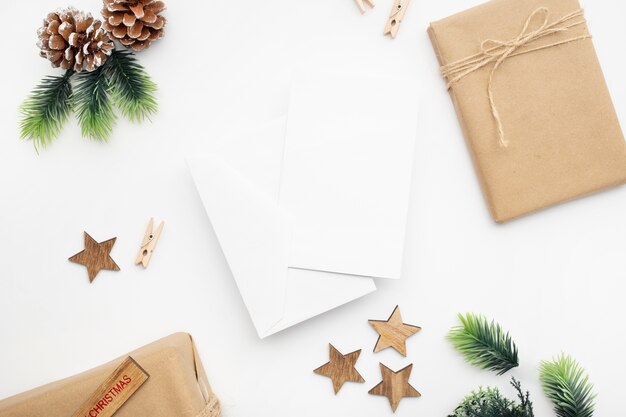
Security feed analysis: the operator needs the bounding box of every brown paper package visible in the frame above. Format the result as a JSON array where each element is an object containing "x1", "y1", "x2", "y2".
[
  {"x1": 428, "y1": 0, "x2": 626, "y2": 222},
  {"x1": 0, "y1": 333, "x2": 220, "y2": 417}
]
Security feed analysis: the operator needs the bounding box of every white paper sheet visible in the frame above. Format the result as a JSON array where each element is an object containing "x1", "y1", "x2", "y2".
[{"x1": 279, "y1": 71, "x2": 419, "y2": 279}]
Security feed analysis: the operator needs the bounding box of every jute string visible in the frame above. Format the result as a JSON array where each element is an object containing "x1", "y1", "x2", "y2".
[
  {"x1": 440, "y1": 8, "x2": 591, "y2": 147},
  {"x1": 196, "y1": 396, "x2": 221, "y2": 417},
  {"x1": 191, "y1": 334, "x2": 222, "y2": 417}
]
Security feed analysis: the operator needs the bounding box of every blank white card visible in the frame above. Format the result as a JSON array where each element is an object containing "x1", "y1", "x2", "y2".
[{"x1": 279, "y1": 71, "x2": 419, "y2": 279}]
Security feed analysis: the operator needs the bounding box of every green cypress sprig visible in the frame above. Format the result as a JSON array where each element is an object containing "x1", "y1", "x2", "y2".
[
  {"x1": 105, "y1": 49, "x2": 158, "y2": 122},
  {"x1": 539, "y1": 354, "x2": 595, "y2": 417},
  {"x1": 19, "y1": 69, "x2": 74, "y2": 150},
  {"x1": 448, "y1": 313, "x2": 519, "y2": 375},
  {"x1": 73, "y1": 64, "x2": 116, "y2": 141},
  {"x1": 448, "y1": 377, "x2": 534, "y2": 417}
]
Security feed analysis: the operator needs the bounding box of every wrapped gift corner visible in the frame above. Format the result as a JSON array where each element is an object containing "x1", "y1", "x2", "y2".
[{"x1": 0, "y1": 333, "x2": 220, "y2": 417}]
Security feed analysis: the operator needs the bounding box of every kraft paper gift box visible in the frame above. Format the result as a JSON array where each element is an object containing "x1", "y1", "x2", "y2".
[
  {"x1": 0, "y1": 333, "x2": 220, "y2": 417},
  {"x1": 428, "y1": 0, "x2": 626, "y2": 222}
]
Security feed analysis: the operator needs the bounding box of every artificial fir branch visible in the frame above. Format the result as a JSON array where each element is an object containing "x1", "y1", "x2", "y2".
[
  {"x1": 105, "y1": 50, "x2": 158, "y2": 122},
  {"x1": 539, "y1": 354, "x2": 595, "y2": 417},
  {"x1": 19, "y1": 69, "x2": 74, "y2": 150},
  {"x1": 448, "y1": 313, "x2": 519, "y2": 375},
  {"x1": 19, "y1": 48, "x2": 158, "y2": 148},
  {"x1": 73, "y1": 64, "x2": 116, "y2": 141}
]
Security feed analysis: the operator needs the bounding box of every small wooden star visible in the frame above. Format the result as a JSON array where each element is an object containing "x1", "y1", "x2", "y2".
[
  {"x1": 369, "y1": 305, "x2": 421, "y2": 356},
  {"x1": 368, "y1": 363, "x2": 421, "y2": 412},
  {"x1": 69, "y1": 232, "x2": 120, "y2": 282},
  {"x1": 313, "y1": 344, "x2": 365, "y2": 394}
]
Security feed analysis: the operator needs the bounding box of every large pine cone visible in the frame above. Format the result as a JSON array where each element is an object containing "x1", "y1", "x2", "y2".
[
  {"x1": 37, "y1": 8, "x2": 115, "y2": 72},
  {"x1": 102, "y1": 0, "x2": 166, "y2": 51}
]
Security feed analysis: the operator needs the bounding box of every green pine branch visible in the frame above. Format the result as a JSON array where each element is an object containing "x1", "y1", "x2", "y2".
[
  {"x1": 19, "y1": 69, "x2": 74, "y2": 150},
  {"x1": 19, "y1": 48, "x2": 157, "y2": 149},
  {"x1": 540, "y1": 354, "x2": 596, "y2": 417},
  {"x1": 73, "y1": 65, "x2": 116, "y2": 141},
  {"x1": 105, "y1": 49, "x2": 158, "y2": 122},
  {"x1": 448, "y1": 313, "x2": 519, "y2": 375}
]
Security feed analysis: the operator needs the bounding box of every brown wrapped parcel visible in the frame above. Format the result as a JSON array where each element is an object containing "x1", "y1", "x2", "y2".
[
  {"x1": 428, "y1": 0, "x2": 626, "y2": 222},
  {"x1": 0, "y1": 333, "x2": 220, "y2": 417}
]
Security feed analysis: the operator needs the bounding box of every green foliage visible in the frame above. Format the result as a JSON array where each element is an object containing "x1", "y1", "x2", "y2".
[
  {"x1": 448, "y1": 378, "x2": 534, "y2": 417},
  {"x1": 19, "y1": 70, "x2": 74, "y2": 150},
  {"x1": 539, "y1": 354, "x2": 595, "y2": 417},
  {"x1": 73, "y1": 65, "x2": 116, "y2": 141},
  {"x1": 448, "y1": 313, "x2": 519, "y2": 375},
  {"x1": 105, "y1": 50, "x2": 158, "y2": 122},
  {"x1": 19, "y1": 49, "x2": 158, "y2": 148}
]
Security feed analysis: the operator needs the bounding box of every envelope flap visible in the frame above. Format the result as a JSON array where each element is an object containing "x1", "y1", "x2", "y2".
[{"x1": 187, "y1": 155, "x2": 290, "y2": 336}]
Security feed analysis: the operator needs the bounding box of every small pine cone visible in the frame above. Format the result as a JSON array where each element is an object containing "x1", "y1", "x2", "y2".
[
  {"x1": 37, "y1": 8, "x2": 115, "y2": 72},
  {"x1": 102, "y1": 0, "x2": 166, "y2": 51}
]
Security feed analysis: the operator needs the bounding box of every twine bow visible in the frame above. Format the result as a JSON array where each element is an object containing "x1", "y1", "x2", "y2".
[{"x1": 440, "y1": 8, "x2": 591, "y2": 147}]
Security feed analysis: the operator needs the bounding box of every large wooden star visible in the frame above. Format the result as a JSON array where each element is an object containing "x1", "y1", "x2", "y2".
[
  {"x1": 69, "y1": 232, "x2": 120, "y2": 282},
  {"x1": 369, "y1": 305, "x2": 421, "y2": 356},
  {"x1": 369, "y1": 363, "x2": 421, "y2": 412},
  {"x1": 313, "y1": 344, "x2": 365, "y2": 394}
]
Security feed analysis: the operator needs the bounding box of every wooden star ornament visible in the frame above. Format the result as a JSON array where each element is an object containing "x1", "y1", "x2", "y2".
[
  {"x1": 369, "y1": 305, "x2": 421, "y2": 356},
  {"x1": 69, "y1": 232, "x2": 120, "y2": 282},
  {"x1": 369, "y1": 363, "x2": 421, "y2": 412},
  {"x1": 313, "y1": 344, "x2": 365, "y2": 394}
]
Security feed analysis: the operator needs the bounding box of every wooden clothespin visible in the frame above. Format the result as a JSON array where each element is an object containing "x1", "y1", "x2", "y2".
[
  {"x1": 135, "y1": 218, "x2": 164, "y2": 268},
  {"x1": 354, "y1": 0, "x2": 375, "y2": 14},
  {"x1": 384, "y1": 0, "x2": 410, "y2": 38}
]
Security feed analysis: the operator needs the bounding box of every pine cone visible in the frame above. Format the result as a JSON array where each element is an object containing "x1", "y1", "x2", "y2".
[
  {"x1": 102, "y1": 0, "x2": 166, "y2": 51},
  {"x1": 37, "y1": 8, "x2": 115, "y2": 72}
]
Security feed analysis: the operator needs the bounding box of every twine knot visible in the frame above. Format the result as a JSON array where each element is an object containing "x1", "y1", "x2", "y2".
[{"x1": 440, "y1": 7, "x2": 590, "y2": 147}]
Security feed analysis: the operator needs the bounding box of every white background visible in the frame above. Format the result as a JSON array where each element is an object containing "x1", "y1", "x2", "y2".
[{"x1": 1, "y1": 0, "x2": 625, "y2": 416}]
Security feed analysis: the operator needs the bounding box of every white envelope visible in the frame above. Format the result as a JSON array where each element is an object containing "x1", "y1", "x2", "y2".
[
  {"x1": 188, "y1": 118, "x2": 377, "y2": 338},
  {"x1": 188, "y1": 71, "x2": 418, "y2": 338}
]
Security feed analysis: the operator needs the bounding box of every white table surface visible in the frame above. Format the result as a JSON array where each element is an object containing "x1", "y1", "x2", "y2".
[{"x1": 2, "y1": 0, "x2": 625, "y2": 415}]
